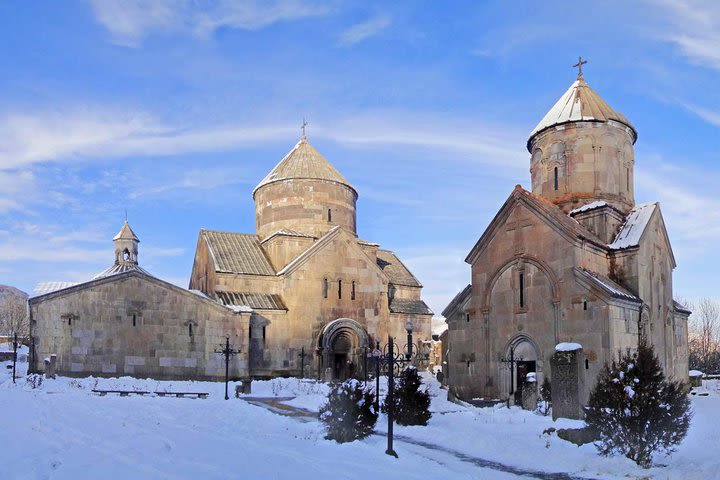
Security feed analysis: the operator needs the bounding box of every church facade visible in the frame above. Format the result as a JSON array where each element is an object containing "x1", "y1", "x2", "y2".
[
  {"x1": 28, "y1": 136, "x2": 432, "y2": 380},
  {"x1": 443, "y1": 68, "x2": 690, "y2": 404}
]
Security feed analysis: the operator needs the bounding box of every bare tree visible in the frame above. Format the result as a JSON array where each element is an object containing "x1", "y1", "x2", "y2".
[
  {"x1": 687, "y1": 298, "x2": 720, "y2": 373},
  {"x1": 0, "y1": 295, "x2": 29, "y2": 339}
]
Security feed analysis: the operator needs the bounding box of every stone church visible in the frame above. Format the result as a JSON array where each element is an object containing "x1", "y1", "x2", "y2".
[
  {"x1": 29, "y1": 135, "x2": 432, "y2": 380},
  {"x1": 443, "y1": 66, "x2": 690, "y2": 406}
]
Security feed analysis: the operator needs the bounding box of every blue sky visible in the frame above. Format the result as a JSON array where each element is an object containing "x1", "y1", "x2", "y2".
[{"x1": 0, "y1": 0, "x2": 718, "y2": 314}]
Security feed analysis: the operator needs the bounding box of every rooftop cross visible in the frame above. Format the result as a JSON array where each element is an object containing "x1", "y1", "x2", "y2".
[
  {"x1": 301, "y1": 118, "x2": 308, "y2": 139},
  {"x1": 573, "y1": 56, "x2": 588, "y2": 80}
]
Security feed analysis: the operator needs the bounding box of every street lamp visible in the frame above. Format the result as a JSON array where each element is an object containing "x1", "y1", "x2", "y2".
[{"x1": 405, "y1": 319, "x2": 414, "y2": 360}]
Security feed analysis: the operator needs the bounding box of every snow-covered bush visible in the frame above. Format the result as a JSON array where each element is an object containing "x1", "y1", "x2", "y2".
[
  {"x1": 382, "y1": 366, "x2": 432, "y2": 426},
  {"x1": 319, "y1": 379, "x2": 377, "y2": 443},
  {"x1": 538, "y1": 377, "x2": 552, "y2": 416},
  {"x1": 584, "y1": 341, "x2": 692, "y2": 468}
]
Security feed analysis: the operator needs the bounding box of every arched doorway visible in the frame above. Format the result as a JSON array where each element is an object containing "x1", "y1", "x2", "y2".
[
  {"x1": 501, "y1": 335, "x2": 541, "y2": 401},
  {"x1": 319, "y1": 318, "x2": 370, "y2": 380}
]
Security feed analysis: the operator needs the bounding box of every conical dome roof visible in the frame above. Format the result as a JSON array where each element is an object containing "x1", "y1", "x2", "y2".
[
  {"x1": 113, "y1": 220, "x2": 139, "y2": 242},
  {"x1": 252, "y1": 138, "x2": 355, "y2": 198},
  {"x1": 528, "y1": 77, "x2": 636, "y2": 147}
]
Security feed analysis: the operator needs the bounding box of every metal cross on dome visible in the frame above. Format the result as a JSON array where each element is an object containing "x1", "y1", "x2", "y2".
[
  {"x1": 573, "y1": 56, "x2": 588, "y2": 79},
  {"x1": 301, "y1": 118, "x2": 308, "y2": 139}
]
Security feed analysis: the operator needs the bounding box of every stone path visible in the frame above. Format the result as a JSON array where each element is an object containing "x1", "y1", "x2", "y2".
[{"x1": 241, "y1": 396, "x2": 599, "y2": 480}]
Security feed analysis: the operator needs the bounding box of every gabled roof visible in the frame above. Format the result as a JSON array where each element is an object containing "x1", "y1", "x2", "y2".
[
  {"x1": 389, "y1": 298, "x2": 433, "y2": 315},
  {"x1": 574, "y1": 268, "x2": 641, "y2": 304},
  {"x1": 216, "y1": 291, "x2": 287, "y2": 311},
  {"x1": 466, "y1": 186, "x2": 606, "y2": 264},
  {"x1": 528, "y1": 77, "x2": 636, "y2": 148},
  {"x1": 261, "y1": 229, "x2": 315, "y2": 243},
  {"x1": 609, "y1": 202, "x2": 656, "y2": 249},
  {"x1": 113, "y1": 220, "x2": 139, "y2": 241},
  {"x1": 673, "y1": 300, "x2": 692, "y2": 316},
  {"x1": 201, "y1": 230, "x2": 275, "y2": 276},
  {"x1": 253, "y1": 138, "x2": 356, "y2": 197},
  {"x1": 441, "y1": 284, "x2": 472, "y2": 318},
  {"x1": 376, "y1": 249, "x2": 422, "y2": 287}
]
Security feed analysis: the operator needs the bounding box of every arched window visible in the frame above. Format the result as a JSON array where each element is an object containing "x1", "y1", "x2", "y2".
[
  {"x1": 338, "y1": 279, "x2": 342, "y2": 299},
  {"x1": 351, "y1": 281, "x2": 356, "y2": 300},
  {"x1": 553, "y1": 167, "x2": 559, "y2": 191},
  {"x1": 327, "y1": 208, "x2": 332, "y2": 222},
  {"x1": 123, "y1": 249, "x2": 131, "y2": 261},
  {"x1": 323, "y1": 278, "x2": 328, "y2": 298}
]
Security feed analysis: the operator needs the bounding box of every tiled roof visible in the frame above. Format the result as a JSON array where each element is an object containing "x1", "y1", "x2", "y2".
[
  {"x1": 253, "y1": 138, "x2": 355, "y2": 196},
  {"x1": 262, "y1": 229, "x2": 315, "y2": 242},
  {"x1": 529, "y1": 77, "x2": 636, "y2": 145},
  {"x1": 389, "y1": 298, "x2": 433, "y2": 315},
  {"x1": 441, "y1": 284, "x2": 472, "y2": 318},
  {"x1": 202, "y1": 230, "x2": 276, "y2": 276},
  {"x1": 575, "y1": 268, "x2": 641, "y2": 303},
  {"x1": 216, "y1": 291, "x2": 287, "y2": 310},
  {"x1": 376, "y1": 249, "x2": 422, "y2": 287}
]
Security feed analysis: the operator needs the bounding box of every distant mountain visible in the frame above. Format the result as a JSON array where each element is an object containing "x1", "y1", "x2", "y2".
[{"x1": 0, "y1": 285, "x2": 28, "y2": 302}]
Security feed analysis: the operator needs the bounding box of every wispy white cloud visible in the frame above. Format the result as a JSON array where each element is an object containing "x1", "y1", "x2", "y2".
[
  {"x1": 652, "y1": 0, "x2": 720, "y2": 70},
  {"x1": 88, "y1": 0, "x2": 332, "y2": 47},
  {"x1": 339, "y1": 14, "x2": 392, "y2": 46},
  {"x1": 677, "y1": 101, "x2": 720, "y2": 126},
  {"x1": 401, "y1": 248, "x2": 470, "y2": 317},
  {"x1": 0, "y1": 107, "x2": 527, "y2": 171}
]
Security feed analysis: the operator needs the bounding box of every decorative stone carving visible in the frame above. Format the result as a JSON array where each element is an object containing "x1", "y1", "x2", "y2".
[{"x1": 551, "y1": 347, "x2": 585, "y2": 420}]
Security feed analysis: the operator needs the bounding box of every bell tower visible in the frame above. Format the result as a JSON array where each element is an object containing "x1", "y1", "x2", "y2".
[
  {"x1": 113, "y1": 220, "x2": 140, "y2": 266},
  {"x1": 527, "y1": 58, "x2": 637, "y2": 214}
]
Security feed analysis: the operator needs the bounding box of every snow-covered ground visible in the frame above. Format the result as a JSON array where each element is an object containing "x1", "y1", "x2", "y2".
[{"x1": 1, "y1": 357, "x2": 718, "y2": 480}]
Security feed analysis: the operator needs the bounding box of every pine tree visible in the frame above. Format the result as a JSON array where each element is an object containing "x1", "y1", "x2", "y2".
[
  {"x1": 382, "y1": 366, "x2": 432, "y2": 426},
  {"x1": 319, "y1": 379, "x2": 377, "y2": 443},
  {"x1": 584, "y1": 341, "x2": 692, "y2": 468}
]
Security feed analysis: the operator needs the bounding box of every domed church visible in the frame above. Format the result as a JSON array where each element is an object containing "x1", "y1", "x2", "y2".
[
  {"x1": 443, "y1": 62, "x2": 690, "y2": 407},
  {"x1": 189, "y1": 133, "x2": 433, "y2": 379},
  {"x1": 29, "y1": 132, "x2": 433, "y2": 381}
]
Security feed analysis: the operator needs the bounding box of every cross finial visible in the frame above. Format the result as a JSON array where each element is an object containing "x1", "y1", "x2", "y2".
[
  {"x1": 573, "y1": 56, "x2": 588, "y2": 80},
  {"x1": 125, "y1": 209, "x2": 128, "y2": 222},
  {"x1": 301, "y1": 118, "x2": 308, "y2": 139}
]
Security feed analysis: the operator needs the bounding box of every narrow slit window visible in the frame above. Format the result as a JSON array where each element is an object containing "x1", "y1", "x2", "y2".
[
  {"x1": 466, "y1": 313, "x2": 470, "y2": 322},
  {"x1": 262, "y1": 326, "x2": 266, "y2": 346},
  {"x1": 249, "y1": 325, "x2": 252, "y2": 340},
  {"x1": 338, "y1": 279, "x2": 342, "y2": 299},
  {"x1": 553, "y1": 167, "x2": 559, "y2": 191},
  {"x1": 132, "y1": 314, "x2": 136, "y2": 327},
  {"x1": 585, "y1": 359, "x2": 589, "y2": 370},
  {"x1": 351, "y1": 281, "x2": 356, "y2": 300},
  {"x1": 626, "y1": 167, "x2": 630, "y2": 191},
  {"x1": 323, "y1": 278, "x2": 328, "y2": 298},
  {"x1": 519, "y1": 272, "x2": 525, "y2": 308},
  {"x1": 327, "y1": 208, "x2": 332, "y2": 222},
  {"x1": 67, "y1": 316, "x2": 72, "y2": 326},
  {"x1": 583, "y1": 301, "x2": 588, "y2": 311},
  {"x1": 188, "y1": 324, "x2": 193, "y2": 337}
]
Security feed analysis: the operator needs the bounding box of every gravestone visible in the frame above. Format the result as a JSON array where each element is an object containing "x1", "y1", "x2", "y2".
[
  {"x1": 44, "y1": 354, "x2": 57, "y2": 379},
  {"x1": 521, "y1": 373, "x2": 538, "y2": 411},
  {"x1": 550, "y1": 345, "x2": 584, "y2": 420}
]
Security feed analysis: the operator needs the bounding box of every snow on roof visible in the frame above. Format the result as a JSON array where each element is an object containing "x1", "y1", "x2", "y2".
[
  {"x1": 609, "y1": 202, "x2": 656, "y2": 249},
  {"x1": 32, "y1": 281, "x2": 79, "y2": 296},
  {"x1": 576, "y1": 268, "x2": 640, "y2": 303},
  {"x1": 555, "y1": 342, "x2": 582, "y2": 352},
  {"x1": 689, "y1": 370, "x2": 704, "y2": 377},
  {"x1": 569, "y1": 201, "x2": 608, "y2": 216},
  {"x1": 529, "y1": 78, "x2": 636, "y2": 142},
  {"x1": 229, "y1": 305, "x2": 253, "y2": 313}
]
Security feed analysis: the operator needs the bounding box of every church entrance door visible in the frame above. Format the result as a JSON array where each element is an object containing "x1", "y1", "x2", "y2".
[{"x1": 319, "y1": 318, "x2": 370, "y2": 381}]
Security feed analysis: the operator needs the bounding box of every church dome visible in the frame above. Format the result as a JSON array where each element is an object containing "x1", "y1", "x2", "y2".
[
  {"x1": 253, "y1": 137, "x2": 358, "y2": 240},
  {"x1": 527, "y1": 76, "x2": 636, "y2": 151},
  {"x1": 253, "y1": 138, "x2": 356, "y2": 198}
]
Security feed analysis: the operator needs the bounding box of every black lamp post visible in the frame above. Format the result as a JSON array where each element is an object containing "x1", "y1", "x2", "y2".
[
  {"x1": 12, "y1": 333, "x2": 18, "y2": 384},
  {"x1": 214, "y1": 336, "x2": 239, "y2": 400},
  {"x1": 405, "y1": 320, "x2": 414, "y2": 360}
]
